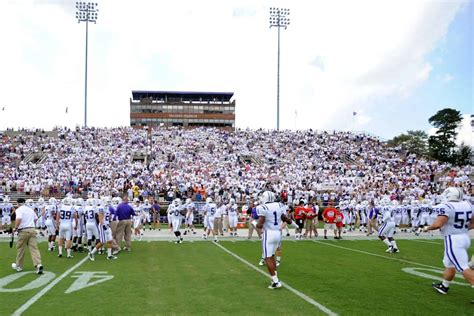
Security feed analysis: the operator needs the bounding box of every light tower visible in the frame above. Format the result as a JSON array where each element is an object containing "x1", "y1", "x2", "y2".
[
  {"x1": 269, "y1": 7, "x2": 290, "y2": 131},
  {"x1": 76, "y1": 2, "x2": 99, "y2": 127}
]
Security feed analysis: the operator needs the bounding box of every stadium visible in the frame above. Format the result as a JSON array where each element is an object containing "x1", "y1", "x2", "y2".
[{"x1": 0, "y1": 1, "x2": 473, "y2": 316}]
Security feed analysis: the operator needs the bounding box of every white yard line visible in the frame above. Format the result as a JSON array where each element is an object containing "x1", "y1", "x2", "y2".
[
  {"x1": 409, "y1": 239, "x2": 443, "y2": 245},
  {"x1": 214, "y1": 242, "x2": 338, "y2": 316},
  {"x1": 312, "y1": 240, "x2": 441, "y2": 269},
  {"x1": 13, "y1": 256, "x2": 89, "y2": 316}
]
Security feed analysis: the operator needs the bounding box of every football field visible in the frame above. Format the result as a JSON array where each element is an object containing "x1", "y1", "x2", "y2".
[{"x1": 0, "y1": 238, "x2": 472, "y2": 315}]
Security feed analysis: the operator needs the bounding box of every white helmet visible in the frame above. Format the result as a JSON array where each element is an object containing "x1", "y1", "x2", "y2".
[
  {"x1": 86, "y1": 198, "x2": 95, "y2": 206},
  {"x1": 260, "y1": 191, "x2": 275, "y2": 204},
  {"x1": 62, "y1": 197, "x2": 72, "y2": 205},
  {"x1": 144, "y1": 199, "x2": 150, "y2": 205},
  {"x1": 206, "y1": 197, "x2": 213, "y2": 203},
  {"x1": 441, "y1": 187, "x2": 463, "y2": 202},
  {"x1": 133, "y1": 198, "x2": 140, "y2": 204},
  {"x1": 4, "y1": 196, "x2": 10, "y2": 203},
  {"x1": 229, "y1": 198, "x2": 235, "y2": 205},
  {"x1": 173, "y1": 198, "x2": 181, "y2": 206},
  {"x1": 186, "y1": 198, "x2": 192, "y2": 204},
  {"x1": 49, "y1": 197, "x2": 57, "y2": 205},
  {"x1": 26, "y1": 199, "x2": 34, "y2": 207},
  {"x1": 76, "y1": 198, "x2": 84, "y2": 206},
  {"x1": 37, "y1": 197, "x2": 45, "y2": 205},
  {"x1": 391, "y1": 200, "x2": 399, "y2": 207}
]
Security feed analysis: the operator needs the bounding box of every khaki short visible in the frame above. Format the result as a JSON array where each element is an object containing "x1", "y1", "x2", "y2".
[{"x1": 324, "y1": 223, "x2": 336, "y2": 230}]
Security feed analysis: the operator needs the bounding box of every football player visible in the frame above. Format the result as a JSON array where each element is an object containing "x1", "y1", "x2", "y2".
[
  {"x1": 204, "y1": 197, "x2": 218, "y2": 242},
  {"x1": 254, "y1": 191, "x2": 293, "y2": 289},
  {"x1": 89, "y1": 201, "x2": 118, "y2": 261},
  {"x1": 44, "y1": 198, "x2": 58, "y2": 251},
  {"x1": 57, "y1": 197, "x2": 77, "y2": 258},
  {"x1": 227, "y1": 198, "x2": 239, "y2": 237},
  {"x1": 183, "y1": 198, "x2": 196, "y2": 235},
  {"x1": 169, "y1": 198, "x2": 184, "y2": 243},
  {"x1": 84, "y1": 198, "x2": 99, "y2": 253},
  {"x1": 424, "y1": 187, "x2": 474, "y2": 303},
  {"x1": 378, "y1": 199, "x2": 399, "y2": 253}
]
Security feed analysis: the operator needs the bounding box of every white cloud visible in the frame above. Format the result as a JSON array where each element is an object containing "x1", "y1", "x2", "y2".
[
  {"x1": 457, "y1": 114, "x2": 473, "y2": 147},
  {"x1": 0, "y1": 0, "x2": 468, "y2": 132},
  {"x1": 439, "y1": 73, "x2": 455, "y2": 83}
]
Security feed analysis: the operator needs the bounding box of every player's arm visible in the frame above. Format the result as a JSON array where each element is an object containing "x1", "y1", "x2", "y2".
[
  {"x1": 281, "y1": 213, "x2": 293, "y2": 225},
  {"x1": 255, "y1": 215, "x2": 265, "y2": 230},
  {"x1": 423, "y1": 215, "x2": 448, "y2": 232}
]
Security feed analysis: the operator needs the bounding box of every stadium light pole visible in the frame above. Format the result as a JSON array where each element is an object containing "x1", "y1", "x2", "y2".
[
  {"x1": 269, "y1": 7, "x2": 290, "y2": 131},
  {"x1": 76, "y1": 2, "x2": 99, "y2": 127}
]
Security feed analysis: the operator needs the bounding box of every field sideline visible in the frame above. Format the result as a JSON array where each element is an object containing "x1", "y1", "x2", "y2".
[{"x1": 0, "y1": 233, "x2": 472, "y2": 315}]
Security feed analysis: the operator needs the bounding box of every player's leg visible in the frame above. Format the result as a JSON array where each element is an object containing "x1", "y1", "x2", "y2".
[
  {"x1": 263, "y1": 231, "x2": 281, "y2": 289},
  {"x1": 65, "y1": 225, "x2": 73, "y2": 258}
]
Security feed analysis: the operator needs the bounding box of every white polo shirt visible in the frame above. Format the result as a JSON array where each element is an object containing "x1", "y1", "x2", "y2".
[{"x1": 15, "y1": 205, "x2": 37, "y2": 229}]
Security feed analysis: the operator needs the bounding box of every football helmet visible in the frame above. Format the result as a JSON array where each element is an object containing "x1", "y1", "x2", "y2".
[
  {"x1": 441, "y1": 187, "x2": 463, "y2": 202},
  {"x1": 260, "y1": 191, "x2": 275, "y2": 204},
  {"x1": 26, "y1": 199, "x2": 34, "y2": 207},
  {"x1": 186, "y1": 198, "x2": 192, "y2": 204},
  {"x1": 37, "y1": 197, "x2": 45, "y2": 205},
  {"x1": 229, "y1": 198, "x2": 235, "y2": 205},
  {"x1": 62, "y1": 197, "x2": 72, "y2": 205},
  {"x1": 144, "y1": 199, "x2": 150, "y2": 205},
  {"x1": 49, "y1": 197, "x2": 57, "y2": 205},
  {"x1": 206, "y1": 197, "x2": 213, "y2": 203},
  {"x1": 4, "y1": 196, "x2": 10, "y2": 203},
  {"x1": 86, "y1": 198, "x2": 95, "y2": 206},
  {"x1": 173, "y1": 198, "x2": 181, "y2": 206}
]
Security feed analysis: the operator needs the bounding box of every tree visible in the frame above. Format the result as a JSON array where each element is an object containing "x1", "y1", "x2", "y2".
[
  {"x1": 454, "y1": 143, "x2": 473, "y2": 166},
  {"x1": 388, "y1": 130, "x2": 428, "y2": 155},
  {"x1": 428, "y1": 108, "x2": 462, "y2": 163}
]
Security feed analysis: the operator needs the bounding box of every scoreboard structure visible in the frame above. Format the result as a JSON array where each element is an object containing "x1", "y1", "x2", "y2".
[{"x1": 130, "y1": 90, "x2": 235, "y2": 128}]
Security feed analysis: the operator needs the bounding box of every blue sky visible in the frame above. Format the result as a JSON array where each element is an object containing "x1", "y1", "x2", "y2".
[
  {"x1": 365, "y1": 1, "x2": 472, "y2": 141},
  {"x1": 0, "y1": 0, "x2": 472, "y2": 145}
]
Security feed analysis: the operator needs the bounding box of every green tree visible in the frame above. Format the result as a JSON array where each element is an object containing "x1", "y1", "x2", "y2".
[
  {"x1": 388, "y1": 130, "x2": 428, "y2": 155},
  {"x1": 428, "y1": 108, "x2": 462, "y2": 163},
  {"x1": 454, "y1": 143, "x2": 473, "y2": 166}
]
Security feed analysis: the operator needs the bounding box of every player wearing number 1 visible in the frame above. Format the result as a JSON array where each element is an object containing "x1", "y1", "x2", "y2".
[
  {"x1": 423, "y1": 187, "x2": 474, "y2": 303},
  {"x1": 255, "y1": 191, "x2": 292, "y2": 289}
]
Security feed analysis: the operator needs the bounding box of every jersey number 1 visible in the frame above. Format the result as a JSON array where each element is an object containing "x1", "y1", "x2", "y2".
[{"x1": 273, "y1": 211, "x2": 278, "y2": 226}]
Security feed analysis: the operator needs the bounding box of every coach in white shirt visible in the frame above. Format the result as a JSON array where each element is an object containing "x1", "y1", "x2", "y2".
[{"x1": 11, "y1": 198, "x2": 43, "y2": 274}]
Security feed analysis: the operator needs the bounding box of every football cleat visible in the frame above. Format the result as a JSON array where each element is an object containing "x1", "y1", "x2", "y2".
[
  {"x1": 11, "y1": 263, "x2": 22, "y2": 272},
  {"x1": 276, "y1": 260, "x2": 280, "y2": 267},
  {"x1": 432, "y1": 282, "x2": 449, "y2": 295},
  {"x1": 259, "y1": 259, "x2": 265, "y2": 266},
  {"x1": 107, "y1": 255, "x2": 118, "y2": 260},
  {"x1": 67, "y1": 255, "x2": 74, "y2": 259},
  {"x1": 57, "y1": 254, "x2": 63, "y2": 258},
  {"x1": 36, "y1": 265, "x2": 44, "y2": 274},
  {"x1": 385, "y1": 246, "x2": 393, "y2": 253},
  {"x1": 88, "y1": 252, "x2": 95, "y2": 261},
  {"x1": 392, "y1": 248, "x2": 400, "y2": 253},
  {"x1": 268, "y1": 281, "x2": 282, "y2": 289}
]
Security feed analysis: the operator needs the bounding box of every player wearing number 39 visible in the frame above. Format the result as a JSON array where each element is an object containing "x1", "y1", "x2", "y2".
[
  {"x1": 423, "y1": 187, "x2": 474, "y2": 303},
  {"x1": 255, "y1": 191, "x2": 292, "y2": 289}
]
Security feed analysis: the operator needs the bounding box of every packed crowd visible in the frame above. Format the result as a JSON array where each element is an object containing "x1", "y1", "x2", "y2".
[{"x1": 0, "y1": 127, "x2": 472, "y2": 206}]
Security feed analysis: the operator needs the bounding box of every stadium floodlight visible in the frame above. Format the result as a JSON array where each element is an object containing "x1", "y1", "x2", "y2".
[
  {"x1": 269, "y1": 7, "x2": 290, "y2": 131},
  {"x1": 75, "y1": 1, "x2": 99, "y2": 127}
]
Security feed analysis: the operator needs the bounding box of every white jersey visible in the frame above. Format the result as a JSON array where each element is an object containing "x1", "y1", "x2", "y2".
[
  {"x1": 437, "y1": 201, "x2": 473, "y2": 236},
  {"x1": 204, "y1": 203, "x2": 217, "y2": 219},
  {"x1": 45, "y1": 204, "x2": 57, "y2": 220},
  {"x1": 1, "y1": 202, "x2": 13, "y2": 218},
  {"x1": 168, "y1": 204, "x2": 183, "y2": 219},
  {"x1": 58, "y1": 204, "x2": 75, "y2": 224},
  {"x1": 256, "y1": 202, "x2": 286, "y2": 231},
  {"x1": 228, "y1": 203, "x2": 238, "y2": 217},
  {"x1": 100, "y1": 206, "x2": 112, "y2": 226},
  {"x1": 140, "y1": 204, "x2": 152, "y2": 214},
  {"x1": 381, "y1": 207, "x2": 394, "y2": 224},
  {"x1": 84, "y1": 205, "x2": 98, "y2": 224}
]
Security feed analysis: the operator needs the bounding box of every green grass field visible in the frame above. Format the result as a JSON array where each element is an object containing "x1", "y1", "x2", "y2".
[{"x1": 0, "y1": 239, "x2": 472, "y2": 315}]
